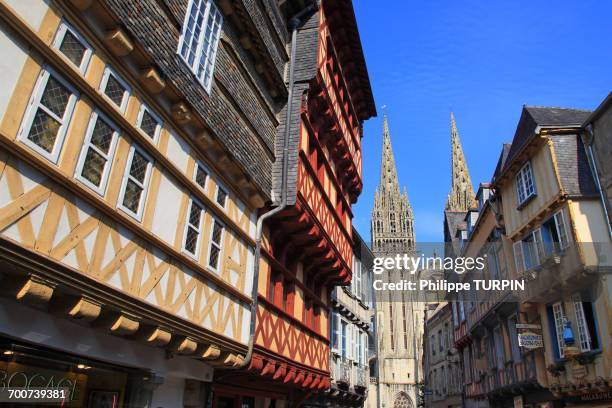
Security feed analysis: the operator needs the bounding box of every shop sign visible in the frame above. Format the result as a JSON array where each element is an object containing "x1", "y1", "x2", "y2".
[
  {"x1": 515, "y1": 323, "x2": 541, "y2": 330},
  {"x1": 518, "y1": 332, "x2": 543, "y2": 349},
  {"x1": 580, "y1": 391, "x2": 612, "y2": 401}
]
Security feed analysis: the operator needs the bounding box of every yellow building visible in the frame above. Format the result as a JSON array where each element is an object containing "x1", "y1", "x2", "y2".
[{"x1": 493, "y1": 106, "x2": 612, "y2": 408}]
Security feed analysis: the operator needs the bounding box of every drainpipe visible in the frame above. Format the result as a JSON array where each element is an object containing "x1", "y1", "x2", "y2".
[
  {"x1": 232, "y1": 0, "x2": 319, "y2": 372},
  {"x1": 584, "y1": 124, "x2": 612, "y2": 240}
]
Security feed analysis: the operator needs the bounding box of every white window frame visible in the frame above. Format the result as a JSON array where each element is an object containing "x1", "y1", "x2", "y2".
[
  {"x1": 74, "y1": 110, "x2": 120, "y2": 196},
  {"x1": 117, "y1": 144, "x2": 154, "y2": 221},
  {"x1": 572, "y1": 293, "x2": 592, "y2": 352},
  {"x1": 177, "y1": 0, "x2": 223, "y2": 93},
  {"x1": 552, "y1": 302, "x2": 566, "y2": 358},
  {"x1": 193, "y1": 159, "x2": 210, "y2": 191},
  {"x1": 207, "y1": 216, "x2": 225, "y2": 272},
  {"x1": 553, "y1": 210, "x2": 569, "y2": 249},
  {"x1": 215, "y1": 182, "x2": 229, "y2": 210},
  {"x1": 136, "y1": 103, "x2": 162, "y2": 144},
  {"x1": 52, "y1": 19, "x2": 93, "y2": 74},
  {"x1": 516, "y1": 161, "x2": 536, "y2": 206},
  {"x1": 182, "y1": 197, "x2": 205, "y2": 259},
  {"x1": 99, "y1": 66, "x2": 131, "y2": 113},
  {"x1": 17, "y1": 67, "x2": 79, "y2": 164}
]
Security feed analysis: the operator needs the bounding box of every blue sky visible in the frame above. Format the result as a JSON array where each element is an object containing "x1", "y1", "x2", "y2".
[{"x1": 350, "y1": 0, "x2": 612, "y2": 243}]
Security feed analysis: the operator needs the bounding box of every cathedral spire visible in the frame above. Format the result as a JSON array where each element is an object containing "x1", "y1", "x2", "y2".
[
  {"x1": 372, "y1": 113, "x2": 415, "y2": 256},
  {"x1": 379, "y1": 113, "x2": 401, "y2": 196},
  {"x1": 446, "y1": 112, "x2": 476, "y2": 211}
]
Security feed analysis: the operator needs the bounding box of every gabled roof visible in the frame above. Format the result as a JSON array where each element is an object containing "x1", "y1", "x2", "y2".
[
  {"x1": 492, "y1": 143, "x2": 511, "y2": 183},
  {"x1": 503, "y1": 106, "x2": 591, "y2": 173}
]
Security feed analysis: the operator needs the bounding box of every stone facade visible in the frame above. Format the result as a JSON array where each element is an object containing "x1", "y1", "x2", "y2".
[{"x1": 371, "y1": 114, "x2": 423, "y2": 408}]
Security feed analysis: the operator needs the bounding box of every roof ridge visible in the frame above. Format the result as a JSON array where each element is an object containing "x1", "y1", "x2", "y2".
[{"x1": 525, "y1": 105, "x2": 592, "y2": 112}]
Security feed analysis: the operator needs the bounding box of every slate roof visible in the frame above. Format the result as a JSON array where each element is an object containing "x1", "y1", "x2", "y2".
[
  {"x1": 444, "y1": 211, "x2": 467, "y2": 242},
  {"x1": 492, "y1": 143, "x2": 511, "y2": 183},
  {"x1": 503, "y1": 106, "x2": 591, "y2": 173},
  {"x1": 549, "y1": 134, "x2": 598, "y2": 197}
]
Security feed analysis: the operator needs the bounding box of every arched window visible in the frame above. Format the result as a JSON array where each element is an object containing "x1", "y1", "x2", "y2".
[{"x1": 393, "y1": 392, "x2": 413, "y2": 408}]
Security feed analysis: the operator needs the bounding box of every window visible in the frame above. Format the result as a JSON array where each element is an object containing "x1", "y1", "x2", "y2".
[
  {"x1": 282, "y1": 279, "x2": 293, "y2": 313},
  {"x1": 516, "y1": 161, "x2": 536, "y2": 206},
  {"x1": 53, "y1": 20, "x2": 93, "y2": 74},
  {"x1": 137, "y1": 104, "x2": 162, "y2": 143},
  {"x1": 438, "y1": 330, "x2": 443, "y2": 352},
  {"x1": 75, "y1": 110, "x2": 119, "y2": 195},
  {"x1": 513, "y1": 233, "x2": 539, "y2": 273},
  {"x1": 548, "y1": 302, "x2": 566, "y2": 359},
  {"x1": 507, "y1": 316, "x2": 522, "y2": 362},
  {"x1": 18, "y1": 68, "x2": 78, "y2": 163},
  {"x1": 572, "y1": 293, "x2": 599, "y2": 352},
  {"x1": 99, "y1": 67, "x2": 130, "y2": 113},
  {"x1": 194, "y1": 160, "x2": 209, "y2": 190},
  {"x1": 182, "y1": 198, "x2": 204, "y2": 257},
  {"x1": 177, "y1": 0, "x2": 223, "y2": 92},
  {"x1": 353, "y1": 256, "x2": 362, "y2": 299},
  {"x1": 331, "y1": 312, "x2": 340, "y2": 352},
  {"x1": 118, "y1": 145, "x2": 153, "y2": 220},
  {"x1": 341, "y1": 320, "x2": 348, "y2": 359},
  {"x1": 207, "y1": 218, "x2": 224, "y2": 271},
  {"x1": 431, "y1": 335, "x2": 436, "y2": 356},
  {"x1": 268, "y1": 271, "x2": 278, "y2": 302},
  {"x1": 215, "y1": 184, "x2": 228, "y2": 208}
]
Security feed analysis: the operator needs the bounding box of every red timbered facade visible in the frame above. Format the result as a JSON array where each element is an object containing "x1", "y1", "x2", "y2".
[{"x1": 215, "y1": 0, "x2": 375, "y2": 406}]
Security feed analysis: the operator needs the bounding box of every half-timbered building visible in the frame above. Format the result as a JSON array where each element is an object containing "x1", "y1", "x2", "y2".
[
  {"x1": 213, "y1": 0, "x2": 376, "y2": 406},
  {"x1": 0, "y1": 0, "x2": 286, "y2": 405}
]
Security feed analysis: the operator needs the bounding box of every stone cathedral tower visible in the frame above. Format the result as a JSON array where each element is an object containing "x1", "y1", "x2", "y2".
[
  {"x1": 371, "y1": 114, "x2": 423, "y2": 408},
  {"x1": 445, "y1": 112, "x2": 476, "y2": 211}
]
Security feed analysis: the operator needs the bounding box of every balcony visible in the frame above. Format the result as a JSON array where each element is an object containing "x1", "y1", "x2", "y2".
[{"x1": 331, "y1": 356, "x2": 368, "y2": 392}]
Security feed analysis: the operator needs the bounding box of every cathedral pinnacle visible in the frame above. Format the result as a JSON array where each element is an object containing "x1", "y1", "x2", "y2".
[
  {"x1": 445, "y1": 112, "x2": 476, "y2": 211},
  {"x1": 372, "y1": 113, "x2": 415, "y2": 256}
]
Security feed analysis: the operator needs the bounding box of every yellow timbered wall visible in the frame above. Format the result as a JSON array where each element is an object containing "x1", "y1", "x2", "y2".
[{"x1": 0, "y1": 1, "x2": 257, "y2": 345}]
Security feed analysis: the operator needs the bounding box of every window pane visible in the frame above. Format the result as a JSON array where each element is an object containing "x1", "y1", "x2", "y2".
[
  {"x1": 40, "y1": 76, "x2": 71, "y2": 118},
  {"x1": 208, "y1": 245, "x2": 220, "y2": 269},
  {"x1": 122, "y1": 179, "x2": 143, "y2": 212},
  {"x1": 195, "y1": 165, "x2": 208, "y2": 188},
  {"x1": 216, "y1": 187, "x2": 227, "y2": 207},
  {"x1": 185, "y1": 226, "x2": 199, "y2": 254},
  {"x1": 90, "y1": 118, "x2": 113, "y2": 154},
  {"x1": 211, "y1": 221, "x2": 222, "y2": 244},
  {"x1": 59, "y1": 30, "x2": 86, "y2": 67},
  {"x1": 81, "y1": 148, "x2": 106, "y2": 186},
  {"x1": 139, "y1": 109, "x2": 159, "y2": 139},
  {"x1": 27, "y1": 108, "x2": 61, "y2": 153},
  {"x1": 188, "y1": 202, "x2": 202, "y2": 226},
  {"x1": 129, "y1": 151, "x2": 149, "y2": 183},
  {"x1": 104, "y1": 73, "x2": 127, "y2": 108}
]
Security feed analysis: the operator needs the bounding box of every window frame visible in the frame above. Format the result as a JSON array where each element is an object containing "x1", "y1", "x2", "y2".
[
  {"x1": 550, "y1": 302, "x2": 566, "y2": 359},
  {"x1": 193, "y1": 159, "x2": 210, "y2": 192},
  {"x1": 516, "y1": 161, "x2": 537, "y2": 206},
  {"x1": 99, "y1": 66, "x2": 131, "y2": 113},
  {"x1": 74, "y1": 110, "x2": 120, "y2": 196},
  {"x1": 207, "y1": 216, "x2": 225, "y2": 272},
  {"x1": 177, "y1": 0, "x2": 224, "y2": 93},
  {"x1": 182, "y1": 196, "x2": 205, "y2": 259},
  {"x1": 117, "y1": 144, "x2": 154, "y2": 221},
  {"x1": 17, "y1": 67, "x2": 79, "y2": 164},
  {"x1": 215, "y1": 182, "x2": 229, "y2": 210},
  {"x1": 136, "y1": 103, "x2": 163, "y2": 144},
  {"x1": 52, "y1": 19, "x2": 93, "y2": 74}
]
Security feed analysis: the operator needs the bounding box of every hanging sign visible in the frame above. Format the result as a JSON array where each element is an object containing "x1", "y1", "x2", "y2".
[{"x1": 518, "y1": 332, "x2": 543, "y2": 349}]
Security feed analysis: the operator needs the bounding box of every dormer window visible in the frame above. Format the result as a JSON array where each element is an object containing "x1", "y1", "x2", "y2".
[{"x1": 177, "y1": 0, "x2": 223, "y2": 93}]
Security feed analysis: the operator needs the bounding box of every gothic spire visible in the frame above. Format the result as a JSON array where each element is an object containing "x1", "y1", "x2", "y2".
[
  {"x1": 445, "y1": 112, "x2": 476, "y2": 211},
  {"x1": 379, "y1": 113, "x2": 401, "y2": 196},
  {"x1": 372, "y1": 113, "x2": 415, "y2": 255}
]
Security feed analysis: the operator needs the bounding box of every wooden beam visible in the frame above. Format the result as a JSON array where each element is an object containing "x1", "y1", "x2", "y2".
[
  {"x1": 200, "y1": 344, "x2": 221, "y2": 360},
  {"x1": 104, "y1": 27, "x2": 134, "y2": 56},
  {"x1": 67, "y1": 297, "x2": 101, "y2": 322},
  {"x1": 108, "y1": 314, "x2": 140, "y2": 336},
  {"x1": 15, "y1": 275, "x2": 54, "y2": 307}
]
